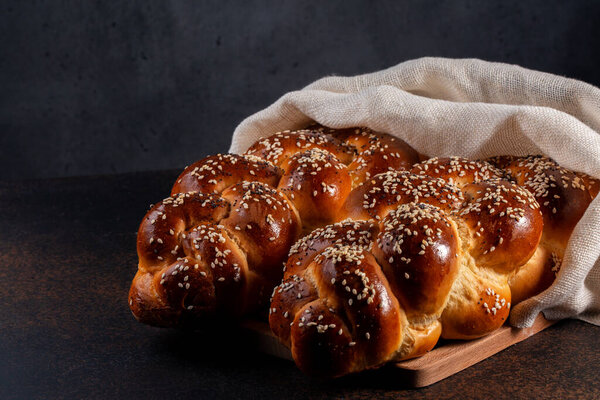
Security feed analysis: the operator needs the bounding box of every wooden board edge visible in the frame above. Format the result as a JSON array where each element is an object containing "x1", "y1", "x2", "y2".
[
  {"x1": 393, "y1": 314, "x2": 556, "y2": 387},
  {"x1": 241, "y1": 314, "x2": 556, "y2": 387}
]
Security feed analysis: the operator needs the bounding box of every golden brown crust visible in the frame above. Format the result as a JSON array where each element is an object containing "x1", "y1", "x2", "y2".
[
  {"x1": 171, "y1": 154, "x2": 282, "y2": 196},
  {"x1": 372, "y1": 203, "x2": 460, "y2": 317},
  {"x1": 130, "y1": 183, "x2": 301, "y2": 326},
  {"x1": 285, "y1": 219, "x2": 377, "y2": 277},
  {"x1": 289, "y1": 301, "x2": 358, "y2": 377},
  {"x1": 459, "y1": 180, "x2": 543, "y2": 272},
  {"x1": 580, "y1": 173, "x2": 599, "y2": 199},
  {"x1": 401, "y1": 322, "x2": 442, "y2": 360},
  {"x1": 277, "y1": 149, "x2": 352, "y2": 230},
  {"x1": 441, "y1": 274, "x2": 512, "y2": 339},
  {"x1": 487, "y1": 155, "x2": 599, "y2": 303},
  {"x1": 131, "y1": 124, "x2": 597, "y2": 377},
  {"x1": 131, "y1": 126, "x2": 420, "y2": 328},
  {"x1": 136, "y1": 192, "x2": 229, "y2": 273},
  {"x1": 333, "y1": 128, "x2": 420, "y2": 185},
  {"x1": 272, "y1": 245, "x2": 403, "y2": 377},
  {"x1": 245, "y1": 129, "x2": 355, "y2": 166},
  {"x1": 220, "y1": 181, "x2": 301, "y2": 279},
  {"x1": 269, "y1": 149, "x2": 593, "y2": 375},
  {"x1": 271, "y1": 174, "x2": 544, "y2": 374},
  {"x1": 130, "y1": 192, "x2": 246, "y2": 325},
  {"x1": 503, "y1": 156, "x2": 594, "y2": 248},
  {"x1": 339, "y1": 170, "x2": 464, "y2": 221},
  {"x1": 411, "y1": 157, "x2": 506, "y2": 188},
  {"x1": 508, "y1": 246, "x2": 557, "y2": 305}
]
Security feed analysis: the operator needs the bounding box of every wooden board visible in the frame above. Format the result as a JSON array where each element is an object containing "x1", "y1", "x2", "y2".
[{"x1": 241, "y1": 314, "x2": 555, "y2": 387}]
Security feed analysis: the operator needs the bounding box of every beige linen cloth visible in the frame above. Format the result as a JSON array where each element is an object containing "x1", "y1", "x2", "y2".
[{"x1": 229, "y1": 57, "x2": 600, "y2": 328}]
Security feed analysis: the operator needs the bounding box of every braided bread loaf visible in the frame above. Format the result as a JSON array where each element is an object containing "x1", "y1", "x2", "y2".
[
  {"x1": 129, "y1": 128, "x2": 419, "y2": 326},
  {"x1": 128, "y1": 125, "x2": 597, "y2": 378},
  {"x1": 269, "y1": 157, "x2": 547, "y2": 376},
  {"x1": 487, "y1": 156, "x2": 600, "y2": 304}
]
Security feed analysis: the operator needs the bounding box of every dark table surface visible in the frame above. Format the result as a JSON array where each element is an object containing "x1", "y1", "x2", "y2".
[{"x1": 1, "y1": 170, "x2": 599, "y2": 400}]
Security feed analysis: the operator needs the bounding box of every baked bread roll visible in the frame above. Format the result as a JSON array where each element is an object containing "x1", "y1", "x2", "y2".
[
  {"x1": 269, "y1": 158, "x2": 544, "y2": 377},
  {"x1": 128, "y1": 125, "x2": 597, "y2": 378},
  {"x1": 487, "y1": 155, "x2": 599, "y2": 304},
  {"x1": 129, "y1": 128, "x2": 419, "y2": 326}
]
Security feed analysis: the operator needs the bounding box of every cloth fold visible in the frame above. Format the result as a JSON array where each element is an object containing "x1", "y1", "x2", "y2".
[{"x1": 230, "y1": 57, "x2": 600, "y2": 327}]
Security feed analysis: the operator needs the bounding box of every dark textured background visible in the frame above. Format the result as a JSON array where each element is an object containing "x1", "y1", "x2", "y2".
[{"x1": 3, "y1": 0, "x2": 600, "y2": 180}]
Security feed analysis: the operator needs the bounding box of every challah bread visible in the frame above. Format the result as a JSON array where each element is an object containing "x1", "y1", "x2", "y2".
[
  {"x1": 487, "y1": 155, "x2": 599, "y2": 304},
  {"x1": 245, "y1": 128, "x2": 420, "y2": 231},
  {"x1": 321, "y1": 126, "x2": 423, "y2": 185},
  {"x1": 129, "y1": 123, "x2": 597, "y2": 378},
  {"x1": 130, "y1": 183, "x2": 302, "y2": 326},
  {"x1": 269, "y1": 157, "x2": 544, "y2": 377},
  {"x1": 171, "y1": 153, "x2": 282, "y2": 195},
  {"x1": 129, "y1": 128, "x2": 419, "y2": 326}
]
